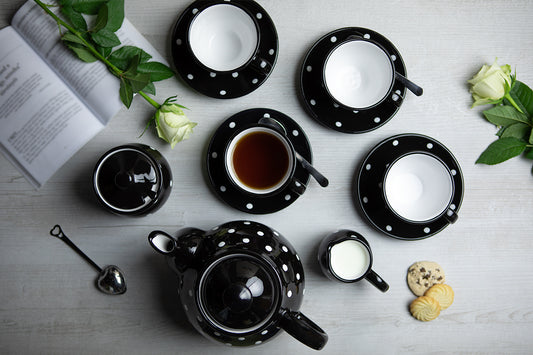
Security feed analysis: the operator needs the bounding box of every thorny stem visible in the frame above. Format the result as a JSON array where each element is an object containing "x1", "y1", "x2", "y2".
[{"x1": 34, "y1": 0, "x2": 158, "y2": 108}]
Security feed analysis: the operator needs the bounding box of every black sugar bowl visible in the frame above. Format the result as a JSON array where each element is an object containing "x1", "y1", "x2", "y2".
[
  {"x1": 93, "y1": 144, "x2": 172, "y2": 216},
  {"x1": 148, "y1": 220, "x2": 328, "y2": 350}
]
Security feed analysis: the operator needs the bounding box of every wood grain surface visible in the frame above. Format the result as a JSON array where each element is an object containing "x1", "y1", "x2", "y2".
[{"x1": 1, "y1": 0, "x2": 533, "y2": 354}]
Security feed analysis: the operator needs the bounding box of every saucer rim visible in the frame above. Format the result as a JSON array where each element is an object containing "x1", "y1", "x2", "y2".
[{"x1": 356, "y1": 133, "x2": 464, "y2": 240}]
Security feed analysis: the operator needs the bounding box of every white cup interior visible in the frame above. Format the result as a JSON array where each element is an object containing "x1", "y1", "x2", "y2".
[
  {"x1": 225, "y1": 127, "x2": 294, "y2": 195},
  {"x1": 324, "y1": 40, "x2": 394, "y2": 109},
  {"x1": 188, "y1": 4, "x2": 258, "y2": 72},
  {"x1": 329, "y1": 240, "x2": 371, "y2": 280},
  {"x1": 384, "y1": 153, "x2": 453, "y2": 222}
]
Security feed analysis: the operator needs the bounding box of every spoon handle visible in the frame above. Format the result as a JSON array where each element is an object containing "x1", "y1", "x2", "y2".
[
  {"x1": 50, "y1": 225, "x2": 102, "y2": 272},
  {"x1": 395, "y1": 72, "x2": 423, "y2": 96},
  {"x1": 296, "y1": 153, "x2": 329, "y2": 187}
]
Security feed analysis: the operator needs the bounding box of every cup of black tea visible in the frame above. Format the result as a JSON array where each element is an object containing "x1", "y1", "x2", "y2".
[{"x1": 225, "y1": 126, "x2": 305, "y2": 196}]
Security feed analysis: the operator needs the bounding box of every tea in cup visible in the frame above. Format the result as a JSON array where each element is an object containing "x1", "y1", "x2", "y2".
[
  {"x1": 318, "y1": 230, "x2": 389, "y2": 292},
  {"x1": 225, "y1": 126, "x2": 304, "y2": 195}
]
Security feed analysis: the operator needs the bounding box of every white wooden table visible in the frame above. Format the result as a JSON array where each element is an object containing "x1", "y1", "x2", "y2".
[{"x1": 1, "y1": 1, "x2": 533, "y2": 353}]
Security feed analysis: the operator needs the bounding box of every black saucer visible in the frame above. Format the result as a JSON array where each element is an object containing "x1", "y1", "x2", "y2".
[
  {"x1": 356, "y1": 134, "x2": 464, "y2": 240},
  {"x1": 171, "y1": 0, "x2": 278, "y2": 99},
  {"x1": 300, "y1": 27, "x2": 407, "y2": 133},
  {"x1": 206, "y1": 109, "x2": 312, "y2": 214}
]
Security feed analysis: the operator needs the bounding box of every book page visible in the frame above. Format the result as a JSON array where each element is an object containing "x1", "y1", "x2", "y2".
[
  {"x1": 0, "y1": 26, "x2": 104, "y2": 188},
  {"x1": 12, "y1": 1, "x2": 168, "y2": 124}
]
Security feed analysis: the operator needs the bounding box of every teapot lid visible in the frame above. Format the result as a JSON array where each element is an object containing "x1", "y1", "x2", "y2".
[
  {"x1": 94, "y1": 146, "x2": 161, "y2": 213},
  {"x1": 198, "y1": 254, "x2": 280, "y2": 333}
]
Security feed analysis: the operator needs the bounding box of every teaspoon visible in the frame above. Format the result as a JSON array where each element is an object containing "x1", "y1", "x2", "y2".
[{"x1": 50, "y1": 225, "x2": 127, "y2": 295}]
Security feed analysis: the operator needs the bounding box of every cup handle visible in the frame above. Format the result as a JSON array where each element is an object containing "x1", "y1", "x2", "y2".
[
  {"x1": 280, "y1": 311, "x2": 328, "y2": 350},
  {"x1": 289, "y1": 178, "x2": 306, "y2": 196},
  {"x1": 364, "y1": 269, "x2": 389, "y2": 293},
  {"x1": 444, "y1": 208, "x2": 459, "y2": 224},
  {"x1": 249, "y1": 56, "x2": 272, "y2": 75}
]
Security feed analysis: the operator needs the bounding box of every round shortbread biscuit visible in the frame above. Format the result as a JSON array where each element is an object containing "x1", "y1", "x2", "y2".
[
  {"x1": 425, "y1": 284, "x2": 454, "y2": 310},
  {"x1": 407, "y1": 261, "x2": 445, "y2": 296},
  {"x1": 410, "y1": 296, "x2": 441, "y2": 321}
]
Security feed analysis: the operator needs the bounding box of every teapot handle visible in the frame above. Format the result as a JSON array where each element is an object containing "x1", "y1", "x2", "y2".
[
  {"x1": 280, "y1": 311, "x2": 328, "y2": 350},
  {"x1": 148, "y1": 230, "x2": 177, "y2": 255}
]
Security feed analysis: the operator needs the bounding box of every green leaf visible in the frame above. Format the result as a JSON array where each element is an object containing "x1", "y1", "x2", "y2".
[
  {"x1": 530, "y1": 128, "x2": 533, "y2": 144},
  {"x1": 119, "y1": 78, "x2": 133, "y2": 108},
  {"x1": 476, "y1": 137, "x2": 527, "y2": 165},
  {"x1": 60, "y1": 6, "x2": 87, "y2": 31},
  {"x1": 96, "y1": 44, "x2": 112, "y2": 58},
  {"x1": 124, "y1": 72, "x2": 151, "y2": 93},
  {"x1": 103, "y1": 0, "x2": 125, "y2": 32},
  {"x1": 70, "y1": 0, "x2": 108, "y2": 15},
  {"x1": 91, "y1": 29, "x2": 121, "y2": 48},
  {"x1": 92, "y1": 4, "x2": 108, "y2": 32},
  {"x1": 61, "y1": 32, "x2": 86, "y2": 46},
  {"x1": 509, "y1": 81, "x2": 533, "y2": 117},
  {"x1": 141, "y1": 82, "x2": 156, "y2": 95},
  {"x1": 65, "y1": 43, "x2": 98, "y2": 63},
  {"x1": 108, "y1": 46, "x2": 152, "y2": 70},
  {"x1": 137, "y1": 62, "x2": 175, "y2": 82},
  {"x1": 500, "y1": 122, "x2": 531, "y2": 140},
  {"x1": 525, "y1": 148, "x2": 533, "y2": 160},
  {"x1": 483, "y1": 105, "x2": 530, "y2": 126}
]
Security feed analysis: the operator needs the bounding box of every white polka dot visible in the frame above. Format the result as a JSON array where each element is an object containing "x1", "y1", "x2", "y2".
[
  {"x1": 252, "y1": 78, "x2": 259, "y2": 84},
  {"x1": 296, "y1": 273, "x2": 301, "y2": 280},
  {"x1": 261, "y1": 329, "x2": 268, "y2": 335},
  {"x1": 218, "y1": 241, "x2": 225, "y2": 247},
  {"x1": 192, "y1": 8, "x2": 198, "y2": 14},
  {"x1": 263, "y1": 113, "x2": 270, "y2": 118},
  {"x1": 257, "y1": 231, "x2": 264, "y2": 236},
  {"x1": 282, "y1": 264, "x2": 288, "y2": 272},
  {"x1": 187, "y1": 74, "x2": 194, "y2": 80},
  {"x1": 306, "y1": 65, "x2": 312, "y2": 72},
  {"x1": 228, "y1": 228, "x2": 235, "y2": 233},
  {"x1": 287, "y1": 290, "x2": 292, "y2": 297},
  {"x1": 232, "y1": 72, "x2": 239, "y2": 78},
  {"x1": 363, "y1": 33, "x2": 370, "y2": 39},
  {"x1": 211, "y1": 152, "x2": 218, "y2": 159},
  {"x1": 220, "y1": 185, "x2": 226, "y2": 192},
  {"x1": 374, "y1": 117, "x2": 381, "y2": 123},
  {"x1": 246, "y1": 203, "x2": 253, "y2": 210},
  {"x1": 386, "y1": 225, "x2": 392, "y2": 232},
  {"x1": 391, "y1": 54, "x2": 397, "y2": 61},
  {"x1": 284, "y1": 194, "x2": 291, "y2": 201},
  {"x1": 220, "y1": 90, "x2": 227, "y2": 96},
  {"x1": 238, "y1": 337, "x2": 245, "y2": 341},
  {"x1": 366, "y1": 164, "x2": 371, "y2": 170},
  {"x1": 256, "y1": 12, "x2": 262, "y2": 19},
  {"x1": 363, "y1": 196, "x2": 369, "y2": 203},
  {"x1": 242, "y1": 238, "x2": 250, "y2": 243},
  {"x1": 333, "y1": 103, "x2": 339, "y2": 108},
  {"x1": 353, "y1": 110, "x2": 359, "y2": 114},
  {"x1": 451, "y1": 169, "x2": 457, "y2": 176},
  {"x1": 260, "y1": 61, "x2": 267, "y2": 68},
  {"x1": 296, "y1": 254, "x2": 300, "y2": 261},
  {"x1": 210, "y1": 72, "x2": 216, "y2": 78},
  {"x1": 176, "y1": 38, "x2": 182, "y2": 45},
  {"x1": 450, "y1": 204, "x2": 456, "y2": 210},
  {"x1": 292, "y1": 130, "x2": 299, "y2": 136},
  {"x1": 273, "y1": 231, "x2": 279, "y2": 236},
  {"x1": 310, "y1": 99, "x2": 316, "y2": 106},
  {"x1": 255, "y1": 341, "x2": 262, "y2": 345},
  {"x1": 229, "y1": 122, "x2": 236, "y2": 128},
  {"x1": 427, "y1": 143, "x2": 433, "y2": 149},
  {"x1": 424, "y1": 227, "x2": 431, "y2": 233},
  {"x1": 282, "y1": 246, "x2": 288, "y2": 252},
  {"x1": 214, "y1": 332, "x2": 221, "y2": 337},
  {"x1": 392, "y1": 140, "x2": 399, "y2": 146},
  {"x1": 335, "y1": 121, "x2": 342, "y2": 127},
  {"x1": 392, "y1": 94, "x2": 399, "y2": 101},
  {"x1": 330, "y1": 36, "x2": 337, "y2": 42},
  {"x1": 243, "y1": 221, "x2": 251, "y2": 225},
  {"x1": 269, "y1": 49, "x2": 275, "y2": 55},
  {"x1": 265, "y1": 245, "x2": 273, "y2": 252}
]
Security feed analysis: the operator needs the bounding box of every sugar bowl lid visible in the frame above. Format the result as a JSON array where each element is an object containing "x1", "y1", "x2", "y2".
[
  {"x1": 93, "y1": 144, "x2": 172, "y2": 216},
  {"x1": 198, "y1": 253, "x2": 280, "y2": 333}
]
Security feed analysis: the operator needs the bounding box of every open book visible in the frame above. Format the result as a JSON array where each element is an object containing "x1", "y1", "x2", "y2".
[{"x1": 0, "y1": 1, "x2": 166, "y2": 188}]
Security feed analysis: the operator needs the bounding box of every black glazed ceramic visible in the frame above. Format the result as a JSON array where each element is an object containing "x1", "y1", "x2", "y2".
[
  {"x1": 93, "y1": 144, "x2": 172, "y2": 216},
  {"x1": 206, "y1": 108, "x2": 312, "y2": 214},
  {"x1": 148, "y1": 220, "x2": 328, "y2": 350},
  {"x1": 317, "y1": 230, "x2": 389, "y2": 292},
  {"x1": 356, "y1": 134, "x2": 464, "y2": 240},
  {"x1": 300, "y1": 27, "x2": 408, "y2": 133},
  {"x1": 171, "y1": 0, "x2": 278, "y2": 99}
]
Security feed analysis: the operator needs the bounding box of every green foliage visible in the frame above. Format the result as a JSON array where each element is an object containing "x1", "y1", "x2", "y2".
[{"x1": 476, "y1": 138, "x2": 527, "y2": 165}]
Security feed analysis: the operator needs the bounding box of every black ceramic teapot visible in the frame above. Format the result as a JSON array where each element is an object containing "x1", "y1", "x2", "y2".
[{"x1": 148, "y1": 220, "x2": 327, "y2": 350}]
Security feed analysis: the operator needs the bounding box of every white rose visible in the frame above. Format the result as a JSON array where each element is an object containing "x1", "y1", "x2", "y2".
[
  {"x1": 155, "y1": 103, "x2": 197, "y2": 148},
  {"x1": 468, "y1": 60, "x2": 512, "y2": 107}
]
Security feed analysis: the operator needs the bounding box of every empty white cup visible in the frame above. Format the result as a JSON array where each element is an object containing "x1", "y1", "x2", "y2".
[
  {"x1": 324, "y1": 40, "x2": 394, "y2": 109},
  {"x1": 384, "y1": 153, "x2": 454, "y2": 222},
  {"x1": 188, "y1": 4, "x2": 258, "y2": 72}
]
